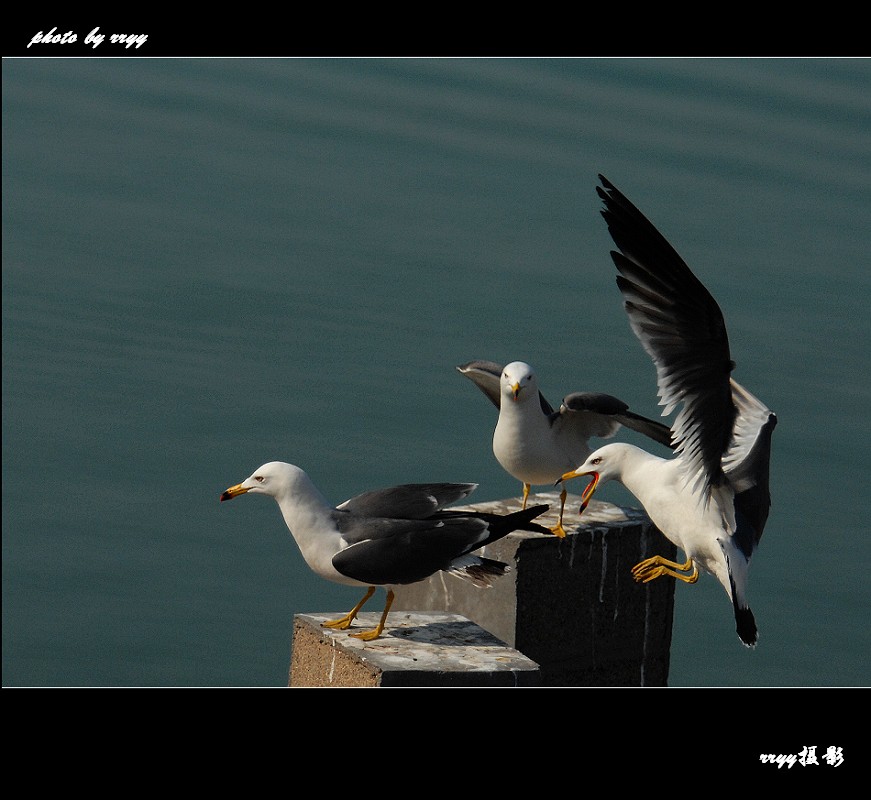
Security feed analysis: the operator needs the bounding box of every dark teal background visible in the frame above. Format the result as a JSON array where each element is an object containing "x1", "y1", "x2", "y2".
[{"x1": 4, "y1": 58, "x2": 869, "y2": 686}]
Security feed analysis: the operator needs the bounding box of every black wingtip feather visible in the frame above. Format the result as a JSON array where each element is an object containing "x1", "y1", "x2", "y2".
[{"x1": 735, "y1": 606, "x2": 758, "y2": 648}]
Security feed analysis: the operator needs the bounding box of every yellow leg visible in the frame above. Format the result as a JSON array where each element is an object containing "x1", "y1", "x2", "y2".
[
  {"x1": 321, "y1": 586, "x2": 375, "y2": 630},
  {"x1": 350, "y1": 589, "x2": 395, "y2": 641},
  {"x1": 549, "y1": 487, "x2": 568, "y2": 538},
  {"x1": 631, "y1": 555, "x2": 699, "y2": 585},
  {"x1": 521, "y1": 483, "x2": 531, "y2": 510}
]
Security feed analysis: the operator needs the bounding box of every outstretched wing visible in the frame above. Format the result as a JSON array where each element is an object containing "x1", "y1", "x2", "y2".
[
  {"x1": 457, "y1": 360, "x2": 556, "y2": 415},
  {"x1": 559, "y1": 391, "x2": 674, "y2": 448},
  {"x1": 598, "y1": 174, "x2": 736, "y2": 497}
]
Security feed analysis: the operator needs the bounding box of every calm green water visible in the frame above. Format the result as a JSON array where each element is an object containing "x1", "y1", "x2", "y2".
[{"x1": 3, "y1": 58, "x2": 870, "y2": 687}]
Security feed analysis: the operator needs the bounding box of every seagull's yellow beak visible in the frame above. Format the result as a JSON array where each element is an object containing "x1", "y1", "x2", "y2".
[
  {"x1": 558, "y1": 470, "x2": 600, "y2": 514},
  {"x1": 220, "y1": 483, "x2": 249, "y2": 502},
  {"x1": 511, "y1": 382, "x2": 521, "y2": 400}
]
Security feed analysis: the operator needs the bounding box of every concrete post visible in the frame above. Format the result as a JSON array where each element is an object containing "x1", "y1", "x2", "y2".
[{"x1": 392, "y1": 492, "x2": 676, "y2": 686}]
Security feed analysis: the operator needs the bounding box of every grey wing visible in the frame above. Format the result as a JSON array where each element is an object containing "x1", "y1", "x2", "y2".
[
  {"x1": 457, "y1": 360, "x2": 556, "y2": 415},
  {"x1": 559, "y1": 391, "x2": 674, "y2": 448},
  {"x1": 598, "y1": 174, "x2": 736, "y2": 495},
  {"x1": 555, "y1": 392, "x2": 624, "y2": 442},
  {"x1": 336, "y1": 483, "x2": 477, "y2": 519},
  {"x1": 332, "y1": 515, "x2": 491, "y2": 585},
  {"x1": 456, "y1": 360, "x2": 504, "y2": 408}
]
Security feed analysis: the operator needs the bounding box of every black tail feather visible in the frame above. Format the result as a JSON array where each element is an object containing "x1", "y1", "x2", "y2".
[
  {"x1": 466, "y1": 503, "x2": 552, "y2": 547},
  {"x1": 735, "y1": 604, "x2": 758, "y2": 648},
  {"x1": 437, "y1": 503, "x2": 552, "y2": 550}
]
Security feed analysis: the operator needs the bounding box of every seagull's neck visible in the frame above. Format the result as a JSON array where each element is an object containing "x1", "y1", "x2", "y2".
[
  {"x1": 266, "y1": 473, "x2": 358, "y2": 585},
  {"x1": 497, "y1": 392, "x2": 548, "y2": 429},
  {"x1": 272, "y1": 474, "x2": 335, "y2": 546},
  {"x1": 607, "y1": 444, "x2": 676, "y2": 505}
]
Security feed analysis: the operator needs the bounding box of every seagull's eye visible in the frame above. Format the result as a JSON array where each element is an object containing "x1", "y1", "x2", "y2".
[
  {"x1": 255, "y1": 476, "x2": 264, "y2": 483},
  {"x1": 591, "y1": 457, "x2": 602, "y2": 466}
]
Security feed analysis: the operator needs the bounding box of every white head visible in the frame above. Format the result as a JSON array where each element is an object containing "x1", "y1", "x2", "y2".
[
  {"x1": 500, "y1": 361, "x2": 538, "y2": 403},
  {"x1": 220, "y1": 461, "x2": 311, "y2": 502},
  {"x1": 557, "y1": 443, "x2": 634, "y2": 512}
]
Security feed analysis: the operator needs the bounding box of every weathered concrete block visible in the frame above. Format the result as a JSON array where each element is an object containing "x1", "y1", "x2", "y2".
[
  {"x1": 289, "y1": 612, "x2": 540, "y2": 687},
  {"x1": 392, "y1": 492, "x2": 677, "y2": 686}
]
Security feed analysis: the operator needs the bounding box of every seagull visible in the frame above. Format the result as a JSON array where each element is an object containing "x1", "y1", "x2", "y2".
[
  {"x1": 558, "y1": 175, "x2": 777, "y2": 648},
  {"x1": 220, "y1": 461, "x2": 550, "y2": 641},
  {"x1": 457, "y1": 359, "x2": 673, "y2": 537}
]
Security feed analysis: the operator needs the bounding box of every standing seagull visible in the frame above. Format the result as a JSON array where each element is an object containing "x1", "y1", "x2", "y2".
[
  {"x1": 558, "y1": 175, "x2": 777, "y2": 647},
  {"x1": 457, "y1": 359, "x2": 672, "y2": 537},
  {"x1": 221, "y1": 461, "x2": 550, "y2": 641}
]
